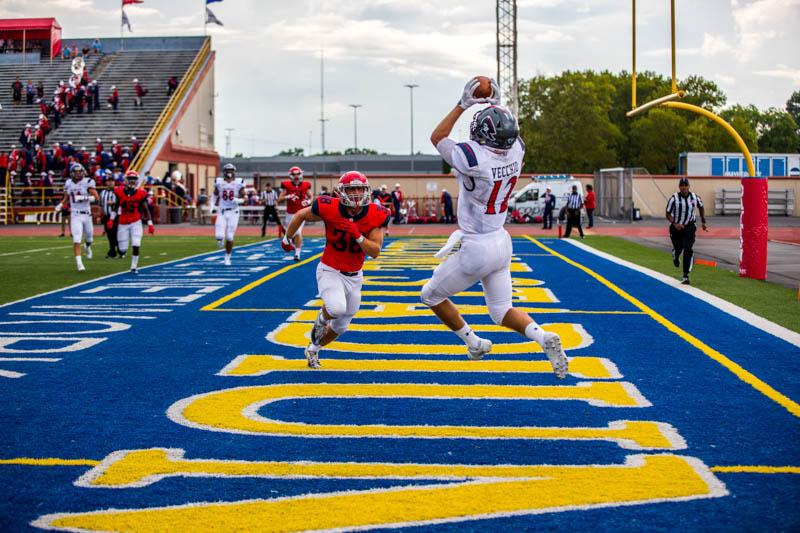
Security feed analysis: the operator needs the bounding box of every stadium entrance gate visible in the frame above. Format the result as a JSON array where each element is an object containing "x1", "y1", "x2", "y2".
[{"x1": 594, "y1": 167, "x2": 638, "y2": 221}]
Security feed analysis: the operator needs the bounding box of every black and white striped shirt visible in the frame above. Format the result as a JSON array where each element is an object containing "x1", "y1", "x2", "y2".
[
  {"x1": 567, "y1": 192, "x2": 583, "y2": 210},
  {"x1": 100, "y1": 188, "x2": 116, "y2": 216},
  {"x1": 666, "y1": 192, "x2": 704, "y2": 225},
  {"x1": 261, "y1": 189, "x2": 277, "y2": 206}
]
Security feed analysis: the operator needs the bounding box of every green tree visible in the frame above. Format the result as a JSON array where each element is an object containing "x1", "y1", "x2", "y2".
[
  {"x1": 786, "y1": 90, "x2": 800, "y2": 127},
  {"x1": 277, "y1": 147, "x2": 305, "y2": 156},
  {"x1": 629, "y1": 108, "x2": 690, "y2": 173},
  {"x1": 679, "y1": 75, "x2": 727, "y2": 111},
  {"x1": 343, "y1": 147, "x2": 379, "y2": 155},
  {"x1": 518, "y1": 71, "x2": 623, "y2": 172},
  {"x1": 757, "y1": 108, "x2": 800, "y2": 153}
]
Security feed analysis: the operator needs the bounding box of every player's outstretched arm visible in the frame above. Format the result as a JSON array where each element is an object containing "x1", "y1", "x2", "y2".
[{"x1": 431, "y1": 106, "x2": 464, "y2": 147}]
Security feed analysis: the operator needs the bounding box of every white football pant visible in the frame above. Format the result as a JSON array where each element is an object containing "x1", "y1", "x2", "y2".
[
  {"x1": 215, "y1": 209, "x2": 240, "y2": 242},
  {"x1": 117, "y1": 220, "x2": 143, "y2": 253},
  {"x1": 421, "y1": 228, "x2": 514, "y2": 325},
  {"x1": 284, "y1": 212, "x2": 305, "y2": 236},
  {"x1": 316, "y1": 262, "x2": 362, "y2": 334},
  {"x1": 70, "y1": 213, "x2": 93, "y2": 245}
]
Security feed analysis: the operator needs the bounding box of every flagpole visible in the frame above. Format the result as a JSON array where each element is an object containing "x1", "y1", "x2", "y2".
[
  {"x1": 120, "y1": 6, "x2": 124, "y2": 52},
  {"x1": 203, "y1": 0, "x2": 207, "y2": 36}
]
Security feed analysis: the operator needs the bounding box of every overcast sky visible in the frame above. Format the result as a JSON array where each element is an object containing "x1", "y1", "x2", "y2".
[{"x1": 2, "y1": 0, "x2": 798, "y2": 157}]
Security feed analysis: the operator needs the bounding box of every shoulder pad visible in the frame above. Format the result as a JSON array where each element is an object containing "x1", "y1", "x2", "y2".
[{"x1": 456, "y1": 142, "x2": 479, "y2": 168}]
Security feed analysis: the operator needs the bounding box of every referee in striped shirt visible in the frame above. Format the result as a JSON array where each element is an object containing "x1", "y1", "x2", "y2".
[
  {"x1": 563, "y1": 184, "x2": 584, "y2": 238},
  {"x1": 99, "y1": 176, "x2": 120, "y2": 258},
  {"x1": 666, "y1": 178, "x2": 707, "y2": 285},
  {"x1": 260, "y1": 182, "x2": 283, "y2": 237}
]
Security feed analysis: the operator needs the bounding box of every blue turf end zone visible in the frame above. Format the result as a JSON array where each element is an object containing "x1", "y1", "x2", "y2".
[{"x1": 1, "y1": 237, "x2": 798, "y2": 531}]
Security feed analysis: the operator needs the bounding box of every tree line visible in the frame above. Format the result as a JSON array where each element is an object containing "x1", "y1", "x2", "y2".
[{"x1": 518, "y1": 71, "x2": 800, "y2": 174}]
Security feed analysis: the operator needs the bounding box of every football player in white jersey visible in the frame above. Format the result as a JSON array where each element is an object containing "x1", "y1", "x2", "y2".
[
  {"x1": 211, "y1": 163, "x2": 245, "y2": 266},
  {"x1": 420, "y1": 78, "x2": 569, "y2": 379},
  {"x1": 55, "y1": 163, "x2": 99, "y2": 272}
]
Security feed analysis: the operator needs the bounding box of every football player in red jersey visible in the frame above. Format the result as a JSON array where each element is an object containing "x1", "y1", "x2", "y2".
[
  {"x1": 278, "y1": 166, "x2": 312, "y2": 261},
  {"x1": 107, "y1": 170, "x2": 154, "y2": 273},
  {"x1": 282, "y1": 171, "x2": 389, "y2": 368}
]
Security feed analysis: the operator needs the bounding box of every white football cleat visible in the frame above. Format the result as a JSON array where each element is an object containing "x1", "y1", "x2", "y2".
[
  {"x1": 85, "y1": 245, "x2": 92, "y2": 259},
  {"x1": 542, "y1": 332, "x2": 569, "y2": 379},
  {"x1": 130, "y1": 268, "x2": 138, "y2": 274},
  {"x1": 310, "y1": 311, "x2": 327, "y2": 346},
  {"x1": 77, "y1": 264, "x2": 86, "y2": 272},
  {"x1": 305, "y1": 345, "x2": 321, "y2": 369},
  {"x1": 467, "y1": 337, "x2": 492, "y2": 360},
  {"x1": 223, "y1": 257, "x2": 231, "y2": 266}
]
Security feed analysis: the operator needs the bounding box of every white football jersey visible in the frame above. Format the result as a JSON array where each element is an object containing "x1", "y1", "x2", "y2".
[
  {"x1": 437, "y1": 138, "x2": 524, "y2": 234},
  {"x1": 215, "y1": 177, "x2": 245, "y2": 210},
  {"x1": 64, "y1": 177, "x2": 97, "y2": 212}
]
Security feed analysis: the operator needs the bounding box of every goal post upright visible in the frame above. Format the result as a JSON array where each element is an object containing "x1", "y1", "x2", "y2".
[{"x1": 629, "y1": 0, "x2": 767, "y2": 280}]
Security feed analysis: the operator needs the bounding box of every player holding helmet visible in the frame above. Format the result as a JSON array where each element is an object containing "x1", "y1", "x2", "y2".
[
  {"x1": 420, "y1": 77, "x2": 569, "y2": 379},
  {"x1": 282, "y1": 171, "x2": 389, "y2": 368},
  {"x1": 278, "y1": 166, "x2": 311, "y2": 261},
  {"x1": 55, "y1": 163, "x2": 99, "y2": 271},
  {"x1": 211, "y1": 163, "x2": 245, "y2": 266},
  {"x1": 108, "y1": 170, "x2": 154, "y2": 273}
]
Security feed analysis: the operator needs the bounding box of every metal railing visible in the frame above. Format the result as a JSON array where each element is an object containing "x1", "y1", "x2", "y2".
[{"x1": 715, "y1": 188, "x2": 795, "y2": 216}]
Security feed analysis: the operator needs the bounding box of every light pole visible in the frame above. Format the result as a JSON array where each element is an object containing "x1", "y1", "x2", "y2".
[
  {"x1": 349, "y1": 104, "x2": 362, "y2": 151},
  {"x1": 404, "y1": 84, "x2": 419, "y2": 172}
]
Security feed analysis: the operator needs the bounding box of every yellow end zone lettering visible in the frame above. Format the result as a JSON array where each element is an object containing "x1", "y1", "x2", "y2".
[{"x1": 38, "y1": 455, "x2": 726, "y2": 532}]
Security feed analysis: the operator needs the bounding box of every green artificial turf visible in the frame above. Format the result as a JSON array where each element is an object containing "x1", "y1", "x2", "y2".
[
  {"x1": 577, "y1": 235, "x2": 800, "y2": 334},
  {"x1": 0, "y1": 235, "x2": 265, "y2": 304}
]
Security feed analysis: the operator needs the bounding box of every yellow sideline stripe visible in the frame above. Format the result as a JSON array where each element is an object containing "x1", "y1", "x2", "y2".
[
  {"x1": 0, "y1": 458, "x2": 99, "y2": 466},
  {"x1": 201, "y1": 253, "x2": 322, "y2": 311},
  {"x1": 525, "y1": 236, "x2": 800, "y2": 418},
  {"x1": 711, "y1": 466, "x2": 800, "y2": 474}
]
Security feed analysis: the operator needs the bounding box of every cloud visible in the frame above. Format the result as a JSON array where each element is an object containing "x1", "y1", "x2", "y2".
[{"x1": 756, "y1": 64, "x2": 800, "y2": 84}]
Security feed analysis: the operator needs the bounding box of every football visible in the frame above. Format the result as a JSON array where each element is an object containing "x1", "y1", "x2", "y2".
[{"x1": 473, "y1": 76, "x2": 493, "y2": 98}]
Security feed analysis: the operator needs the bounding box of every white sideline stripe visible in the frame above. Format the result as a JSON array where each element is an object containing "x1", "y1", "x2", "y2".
[
  {"x1": 0, "y1": 370, "x2": 25, "y2": 378},
  {"x1": 0, "y1": 246, "x2": 71, "y2": 257},
  {"x1": 0, "y1": 240, "x2": 273, "y2": 309},
  {"x1": 565, "y1": 239, "x2": 800, "y2": 348}
]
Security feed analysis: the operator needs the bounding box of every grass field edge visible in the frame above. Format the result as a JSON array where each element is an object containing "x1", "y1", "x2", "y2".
[
  {"x1": 564, "y1": 238, "x2": 800, "y2": 347},
  {"x1": 0, "y1": 238, "x2": 273, "y2": 310}
]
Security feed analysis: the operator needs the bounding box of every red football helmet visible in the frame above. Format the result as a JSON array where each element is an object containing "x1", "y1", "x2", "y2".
[
  {"x1": 336, "y1": 171, "x2": 371, "y2": 208},
  {"x1": 124, "y1": 170, "x2": 140, "y2": 187},
  {"x1": 288, "y1": 166, "x2": 303, "y2": 184}
]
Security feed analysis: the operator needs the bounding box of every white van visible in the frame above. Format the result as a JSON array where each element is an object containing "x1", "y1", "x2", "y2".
[{"x1": 507, "y1": 176, "x2": 584, "y2": 222}]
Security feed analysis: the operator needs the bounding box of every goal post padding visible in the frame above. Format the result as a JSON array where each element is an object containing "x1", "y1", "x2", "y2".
[{"x1": 739, "y1": 177, "x2": 768, "y2": 280}]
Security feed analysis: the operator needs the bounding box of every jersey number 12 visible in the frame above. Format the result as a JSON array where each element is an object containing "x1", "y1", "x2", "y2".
[{"x1": 485, "y1": 176, "x2": 517, "y2": 215}]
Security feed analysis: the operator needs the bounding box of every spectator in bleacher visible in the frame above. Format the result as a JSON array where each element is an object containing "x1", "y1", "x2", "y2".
[
  {"x1": 25, "y1": 80, "x2": 35, "y2": 105},
  {"x1": 162, "y1": 171, "x2": 173, "y2": 190},
  {"x1": 133, "y1": 79, "x2": 148, "y2": 107},
  {"x1": 0, "y1": 151, "x2": 7, "y2": 183},
  {"x1": 92, "y1": 80, "x2": 100, "y2": 111},
  {"x1": 70, "y1": 43, "x2": 79, "y2": 59},
  {"x1": 441, "y1": 189, "x2": 454, "y2": 224},
  {"x1": 20, "y1": 172, "x2": 33, "y2": 206},
  {"x1": 85, "y1": 83, "x2": 94, "y2": 113},
  {"x1": 317, "y1": 185, "x2": 330, "y2": 197},
  {"x1": 91, "y1": 38, "x2": 102, "y2": 55},
  {"x1": 167, "y1": 76, "x2": 178, "y2": 96},
  {"x1": 0, "y1": 38, "x2": 5, "y2": 53},
  {"x1": 43, "y1": 171, "x2": 55, "y2": 205},
  {"x1": 61, "y1": 45, "x2": 70, "y2": 59},
  {"x1": 75, "y1": 83, "x2": 85, "y2": 114},
  {"x1": 107, "y1": 85, "x2": 119, "y2": 111},
  {"x1": 111, "y1": 140, "x2": 122, "y2": 163},
  {"x1": 131, "y1": 137, "x2": 140, "y2": 158},
  {"x1": 36, "y1": 80, "x2": 44, "y2": 99},
  {"x1": 81, "y1": 43, "x2": 90, "y2": 56},
  {"x1": 11, "y1": 76, "x2": 23, "y2": 104}
]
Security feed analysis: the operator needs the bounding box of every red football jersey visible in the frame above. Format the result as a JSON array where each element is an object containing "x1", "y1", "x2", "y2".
[
  {"x1": 313, "y1": 196, "x2": 390, "y2": 272},
  {"x1": 114, "y1": 186, "x2": 148, "y2": 224},
  {"x1": 281, "y1": 180, "x2": 312, "y2": 214}
]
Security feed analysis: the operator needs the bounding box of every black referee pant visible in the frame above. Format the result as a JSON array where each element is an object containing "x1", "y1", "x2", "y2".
[
  {"x1": 261, "y1": 205, "x2": 283, "y2": 236},
  {"x1": 101, "y1": 214, "x2": 120, "y2": 258},
  {"x1": 563, "y1": 209, "x2": 584, "y2": 238},
  {"x1": 669, "y1": 222, "x2": 696, "y2": 276}
]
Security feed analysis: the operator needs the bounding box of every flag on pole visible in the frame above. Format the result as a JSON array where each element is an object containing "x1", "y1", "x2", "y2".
[
  {"x1": 122, "y1": 10, "x2": 132, "y2": 32},
  {"x1": 206, "y1": 0, "x2": 224, "y2": 4},
  {"x1": 122, "y1": 0, "x2": 144, "y2": 4},
  {"x1": 206, "y1": 7, "x2": 223, "y2": 26}
]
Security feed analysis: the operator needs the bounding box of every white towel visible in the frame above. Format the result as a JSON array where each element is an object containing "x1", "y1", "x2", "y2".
[{"x1": 434, "y1": 230, "x2": 464, "y2": 259}]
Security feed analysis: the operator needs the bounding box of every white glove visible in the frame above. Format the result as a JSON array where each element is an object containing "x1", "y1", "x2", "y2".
[
  {"x1": 235, "y1": 197, "x2": 245, "y2": 205},
  {"x1": 434, "y1": 230, "x2": 464, "y2": 258},
  {"x1": 54, "y1": 203, "x2": 62, "y2": 213},
  {"x1": 458, "y1": 78, "x2": 501, "y2": 110},
  {"x1": 209, "y1": 205, "x2": 217, "y2": 214},
  {"x1": 301, "y1": 199, "x2": 311, "y2": 207}
]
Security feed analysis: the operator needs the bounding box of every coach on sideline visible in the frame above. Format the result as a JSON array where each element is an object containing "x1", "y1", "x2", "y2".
[{"x1": 666, "y1": 177, "x2": 707, "y2": 285}]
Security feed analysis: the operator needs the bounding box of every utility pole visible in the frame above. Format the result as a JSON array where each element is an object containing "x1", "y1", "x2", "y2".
[
  {"x1": 403, "y1": 84, "x2": 419, "y2": 172},
  {"x1": 224, "y1": 128, "x2": 234, "y2": 158},
  {"x1": 496, "y1": 0, "x2": 518, "y2": 115},
  {"x1": 349, "y1": 104, "x2": 362, "y2": 151},
  {"x1": 320, "y1": 47, "x2": 327, "y2": 153}
]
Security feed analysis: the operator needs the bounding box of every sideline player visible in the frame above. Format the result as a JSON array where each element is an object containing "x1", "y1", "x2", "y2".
[
  {"x1": 278, "y1": 166, "x2": 311, "y2": 261},
  {"x1": 211, "y1": 163, "x2": 245, "y2": 266},
  {"x1": 55, "y1": 163, "x2": 99, "y2": 271},
  {"x1": 107, "y1": 170, "x2": 154, "y2": 273},
  {"x1": 281, "y1": 171, "x2": 389, "y2": 368},
  {"x1": 419, "y1": 78, "x2": 569, "y2": 378}
]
